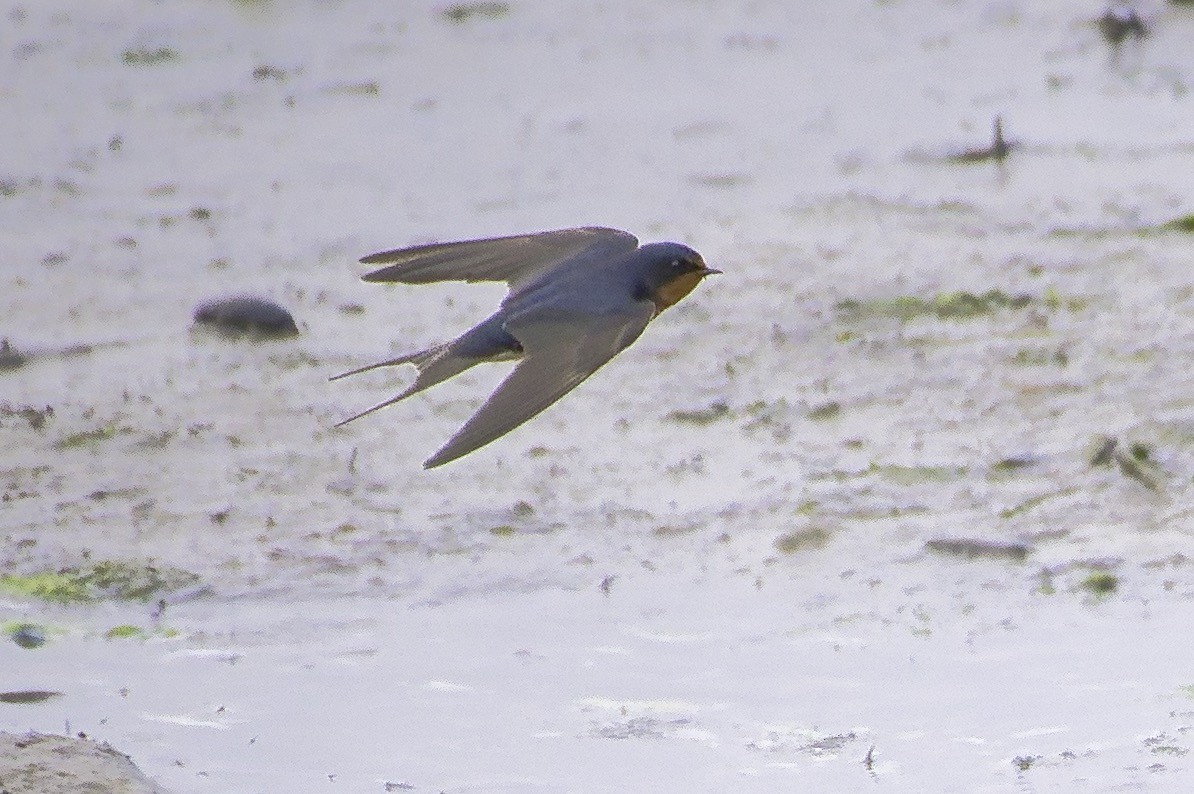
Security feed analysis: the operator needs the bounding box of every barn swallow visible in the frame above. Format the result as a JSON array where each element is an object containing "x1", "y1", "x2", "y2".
[{"x1": 333, "y1": 226, "x2": 719, "y2": 468}]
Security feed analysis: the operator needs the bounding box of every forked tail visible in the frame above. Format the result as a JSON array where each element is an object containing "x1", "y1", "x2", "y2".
[{"x1": 331, "y1": 342, "x2": 472, "y2": 427}]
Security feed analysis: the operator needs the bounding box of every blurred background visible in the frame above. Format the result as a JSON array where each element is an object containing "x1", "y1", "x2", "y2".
[{"x1": 2, "y1": 1, "x2": 1193, "y2": 791}]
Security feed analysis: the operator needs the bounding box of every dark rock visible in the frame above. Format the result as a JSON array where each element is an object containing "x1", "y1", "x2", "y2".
[
  {"x1": 1098, "y1": 6, "x2": 1147, "y2": 46},
  {"x1": 925, "y1": 538, "x2": 1030, "y2": 562},
  {"x1": 0, "y1": 690, "x2": 61, "y2": 704},
  {"x1": 193, "y1": 295, "x2": 299, "y2": 338},
  {"x1": 11, "y1": 623, "x2": 46, "y2": 649}
]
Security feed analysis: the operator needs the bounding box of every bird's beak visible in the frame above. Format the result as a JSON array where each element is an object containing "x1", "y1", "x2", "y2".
[{"x1": 698, "y1": 266, "x2": 722, "y2": 277}]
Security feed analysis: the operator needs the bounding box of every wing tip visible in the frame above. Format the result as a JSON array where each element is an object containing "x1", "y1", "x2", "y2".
[
  {"x1": 359, "y1": 248, "x2": 408, "y2": 267},
  {"x1": 422, "y1": 445, "x2": 460, "y2": 469},
  {"x1": 360, "y1": 264, "x2": 400, "y2": 282}
]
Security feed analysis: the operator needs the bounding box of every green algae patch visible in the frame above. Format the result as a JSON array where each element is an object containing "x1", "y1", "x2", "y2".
[
  {"x1": 933, "y1": 290, "x2": 1031, "y2": 318},
  {"x1": 1160, "y1": 214, "x2": 1194, "y2": 233},
  {"x1": 442, "y1": 2, "x2": 509, "y2": 23},
  {"x1": 329, "y1": 522, "x2": 359, "y2": 540},
  {"x1": 1081, "y1": 571, "x2": 1119, "y2": 595},
  {"x1": 104, "y1": 624, "x2": 147, "y2": 640},
  {"x1": 104, "y1": 623, "x2": 178, "y2": 641},
  {"x1": 666, "y1": 401, "x2": 731, "y2": 425},
  {"x1": 654, "y1": 523, "x2": 701, "y2": 538},
  {"x1": 868, "y1": 462, "x2": 966, "y2": 485},
  {"x1": 1114, "y1": 444, "x2": 1164, "y2": 491},
  {"x1": 121, "y1": 47, "x2": 178, "y2": 66},
  {"x1": 774, "y1": 527, "x2": 831, "y2": 554},
  {"x1": 836, "y1": 289, "x2": 1032, "y2": 323},
  {"x1": 835, "y1": 295, "x2": 930, "y2": 322},
  {"x1": 1041, "y1": 286, "x2": 1087, "y2": 313},
  {"x1": 999, "y1": 487, "x2": 1079, "y2": 519},
  {"x1": 990, "y1": 456, "x2": 1035, "y2": 476},
  {"x1": 0, "y1": 572, "x2": 91, "y2": 603},
  {"x1": 80, "y1": 560, "x2": 200, "y2": 600},
  {"x1": 1011, "y1": 347, "x2": 1068, "y2": 367},
  {"x1": 808, "y1": 401, "x2": 842, "y2": 421},
  {"x1": 0, "y1": 561, "x2": 200, "y2": 603},
  {"x1": 322, "y1": 81, "x2": 381, "y2": 97},
  {"x1": 55, "y1": 422, "x2": 129, "y2": 450},
  {"x1": 489, "y1": 525, "x2": 517, "y2": 537}
]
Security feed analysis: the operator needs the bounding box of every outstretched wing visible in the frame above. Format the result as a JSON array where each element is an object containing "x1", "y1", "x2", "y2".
[
  {"x1": 360, "y1": 227, "x2": 638, "y2": 292},
  {"x1": 423, "y1": 302, "x2": 655, "y2": 469}
]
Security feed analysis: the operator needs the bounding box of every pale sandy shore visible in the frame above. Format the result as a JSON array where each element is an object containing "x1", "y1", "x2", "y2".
[{"x1": 0, "y1": 731, "x2": 168, "y2": 793}]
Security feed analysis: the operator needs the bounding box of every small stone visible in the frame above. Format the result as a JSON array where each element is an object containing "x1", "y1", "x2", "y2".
[
  {"x1": 193, "y1": 295, "x2": 299, "y2": 338},
  {"x1": 11, "y1": 623, "x2": 46, "y2": 649}
]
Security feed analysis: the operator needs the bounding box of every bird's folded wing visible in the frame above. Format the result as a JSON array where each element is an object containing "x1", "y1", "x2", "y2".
[
  {"x1": 360, "y1": 227, "x2": 638, "y2": 291},
  {"x1": 422, "y1": 302, "x2": 654, "y2": 468}
]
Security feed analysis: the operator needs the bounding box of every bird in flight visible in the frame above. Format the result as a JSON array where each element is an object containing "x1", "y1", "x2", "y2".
[{"x1": 333, "y1": 226, "x2": 719, "y2": 468}]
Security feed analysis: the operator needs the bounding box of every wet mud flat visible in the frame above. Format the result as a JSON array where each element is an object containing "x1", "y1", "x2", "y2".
[{"x1": 4, "y1": 1, "x2": 1194, "y2": 791}]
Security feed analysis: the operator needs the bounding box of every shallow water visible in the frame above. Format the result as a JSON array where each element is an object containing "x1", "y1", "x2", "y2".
[{"x1": 3, "y1": 1, "x2": 1194, "y2": 791}]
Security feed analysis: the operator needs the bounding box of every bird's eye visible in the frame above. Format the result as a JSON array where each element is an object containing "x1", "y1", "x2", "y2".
[{"x1": 671, "y1": 259, "x2": 683, "y2": 269}]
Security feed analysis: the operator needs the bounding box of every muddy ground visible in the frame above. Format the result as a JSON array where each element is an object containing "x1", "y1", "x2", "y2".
[{"x1": 3, "y1": 1, "x2": 1194, "y2": 791}]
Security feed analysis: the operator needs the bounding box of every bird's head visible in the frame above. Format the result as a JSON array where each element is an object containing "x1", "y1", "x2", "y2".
[{"x1": 637, "y1": 243, "x2": 721, "y2": 314}]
